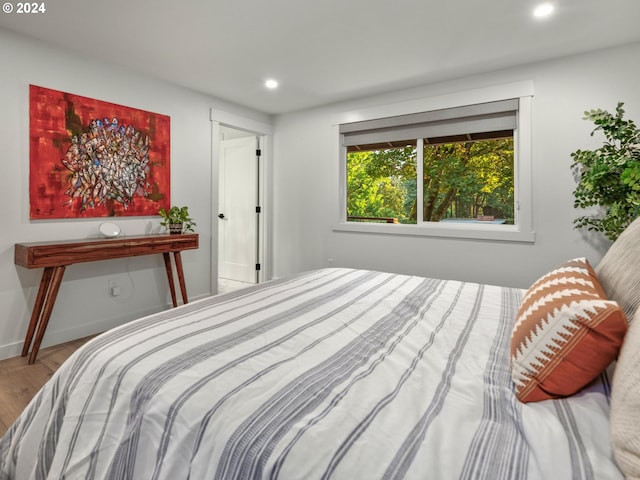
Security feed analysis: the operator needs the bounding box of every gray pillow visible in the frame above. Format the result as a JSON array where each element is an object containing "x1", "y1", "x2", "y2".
[
  {"x1": 596, "y1": 215, "x2": 640, "y2": 321},
  {"x1": 610, "y1": 308, "x2": 640, "y2": 477}
]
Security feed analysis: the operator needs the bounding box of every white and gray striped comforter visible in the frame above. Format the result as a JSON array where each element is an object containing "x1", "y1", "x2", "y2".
[{"x1": 0, "y1": 268, "x2": 622, "y2": 479}]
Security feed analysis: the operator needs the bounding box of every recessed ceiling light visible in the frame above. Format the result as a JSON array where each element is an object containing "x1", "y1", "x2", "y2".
[
  {"x1": 265, "y1": 79, "x2": 279, "y2": 89},
  {"x1": 533, "y1": 3, "x2": 554, "y2": 18}
]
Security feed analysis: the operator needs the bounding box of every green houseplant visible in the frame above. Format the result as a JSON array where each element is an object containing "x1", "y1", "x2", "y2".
[
  {"x1": 159, "y1": 206, "x2": 196, "y2": 234},
  {"x1": 571, "y1": 102, "x2": 640, "y2": 241}
]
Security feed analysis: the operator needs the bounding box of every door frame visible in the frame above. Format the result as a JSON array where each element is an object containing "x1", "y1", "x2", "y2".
[{"x1": 210, "y1": 108, "x2": 272, "y2": 295}]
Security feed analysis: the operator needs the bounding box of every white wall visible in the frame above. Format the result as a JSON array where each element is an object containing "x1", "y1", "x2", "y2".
[
  {"x1": 272, "y1": 41, "x2": 640, "y2": 288},
  {"x1": 0, "y1": 28, "x2": 270, "y2": 360}
]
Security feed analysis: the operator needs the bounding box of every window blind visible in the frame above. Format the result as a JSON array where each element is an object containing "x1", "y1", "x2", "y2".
[{"x1": 341, "y1": 99, "x2": 518, "y2": 148}]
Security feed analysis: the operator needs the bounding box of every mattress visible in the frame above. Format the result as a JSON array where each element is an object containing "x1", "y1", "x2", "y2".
[{"x1": 0, "y1": 268, "x2": 622, "y2": 479}]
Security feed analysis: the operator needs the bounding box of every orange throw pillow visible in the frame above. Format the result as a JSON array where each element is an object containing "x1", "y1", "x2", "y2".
[{"x1": 511, "y1": 257, "x2": 627, "y2": 403}]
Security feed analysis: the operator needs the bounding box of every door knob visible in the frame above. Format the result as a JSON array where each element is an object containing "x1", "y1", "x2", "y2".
[{"x1": 218, "y1": 213, "x2": 225, "y2": 219}]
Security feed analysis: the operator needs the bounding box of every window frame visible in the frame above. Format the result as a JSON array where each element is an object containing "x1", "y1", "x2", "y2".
[{"x1": 334, "y1": 82, "x2": 534, "y2": 243}]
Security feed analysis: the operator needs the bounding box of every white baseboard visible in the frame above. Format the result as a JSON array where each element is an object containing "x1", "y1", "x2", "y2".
[{"x1": 0, "y1": 297, "x2": 209, "y2": 362}]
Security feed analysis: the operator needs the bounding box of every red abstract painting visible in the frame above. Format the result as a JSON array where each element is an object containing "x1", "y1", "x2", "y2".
[{"x1": 29, "y1": 85, "x2": 171, "y2": 219}]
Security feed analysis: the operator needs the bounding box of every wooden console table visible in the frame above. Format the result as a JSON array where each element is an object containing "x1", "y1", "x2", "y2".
[{"x1": 15, "y1": 233, "x2": 199, "y2": 364}]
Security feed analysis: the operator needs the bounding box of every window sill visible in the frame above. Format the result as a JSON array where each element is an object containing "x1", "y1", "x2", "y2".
[{"x1": 333, "y1": 221, "x2": 535, "y2": 243}]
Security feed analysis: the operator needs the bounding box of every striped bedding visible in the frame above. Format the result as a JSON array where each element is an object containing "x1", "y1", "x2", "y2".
[{"x1": 0, "y1": 268, "x2": 622, "y2": 479}]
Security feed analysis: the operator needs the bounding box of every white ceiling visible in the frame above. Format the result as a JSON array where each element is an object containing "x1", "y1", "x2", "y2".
[{"x1": 1, "y1": 0, "x2": 639, "y2": 115}]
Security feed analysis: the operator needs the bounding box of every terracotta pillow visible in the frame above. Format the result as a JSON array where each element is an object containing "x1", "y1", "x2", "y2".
[{"x1": 510, "y1": 257, "x2": 627, "y2": 403}]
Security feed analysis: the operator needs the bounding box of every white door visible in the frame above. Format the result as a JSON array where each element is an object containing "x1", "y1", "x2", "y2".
[{"x1": 218, "y1": 136, "x2": 258, "y2": 283}]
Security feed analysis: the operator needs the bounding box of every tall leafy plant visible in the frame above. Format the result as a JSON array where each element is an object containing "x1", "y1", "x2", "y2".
[{"x1": 571, "y1": 102, "x2": 640, "y2": 241}]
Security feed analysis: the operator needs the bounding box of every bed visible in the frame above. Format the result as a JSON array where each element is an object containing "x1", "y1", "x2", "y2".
[{"x1": 2, "y1": 221, "x2": 640, "y2": 480}]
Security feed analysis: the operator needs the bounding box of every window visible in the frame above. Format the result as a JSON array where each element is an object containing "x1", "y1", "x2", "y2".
[
  {"x1": 336, "y1": 84, "x2": 534, "y2": 242},
  {"x1": 346, "y1": 135, "x2": 514, "y2": 226},
  {"x1": 347, "y1": 142, "x2": 417, "y2": 224}
]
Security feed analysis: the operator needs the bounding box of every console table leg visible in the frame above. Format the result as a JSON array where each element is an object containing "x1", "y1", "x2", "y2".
[
  {"x1": 21, "y1": 267, "x2": 54, "y2": 357},
  {"x1": 163, "y1": 252, "x2": 178, "y2": 308},
  {"x1": 28, "y1": 265, "x2": 66, "y2": 364},
  {"x1": 173, "y1": 252, "x2": 189, "y2": 305}
]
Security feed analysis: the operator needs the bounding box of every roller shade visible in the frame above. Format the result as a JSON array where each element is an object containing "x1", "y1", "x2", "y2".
[{"x1": 341, "y1": 99, "x2": 518, "y2": 148}]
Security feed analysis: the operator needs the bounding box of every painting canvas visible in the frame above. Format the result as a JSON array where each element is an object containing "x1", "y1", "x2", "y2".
[{"x1": 29, "y1": 85, "x2": 170, "y2": 219}]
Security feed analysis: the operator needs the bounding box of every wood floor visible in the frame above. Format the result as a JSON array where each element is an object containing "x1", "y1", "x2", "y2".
[{"x1": 0, "y1": 335, "x2": 95, "y2": 437}]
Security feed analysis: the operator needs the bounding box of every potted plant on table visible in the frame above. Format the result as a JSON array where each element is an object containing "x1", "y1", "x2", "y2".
[{"x1": 159, "y1": 206, "x2": 196, "y2": 234}]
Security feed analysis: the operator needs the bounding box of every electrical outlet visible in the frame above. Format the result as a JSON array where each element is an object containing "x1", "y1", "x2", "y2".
[{"x1": 108, "y1": 278, "x2": 121, "y2": 297}]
